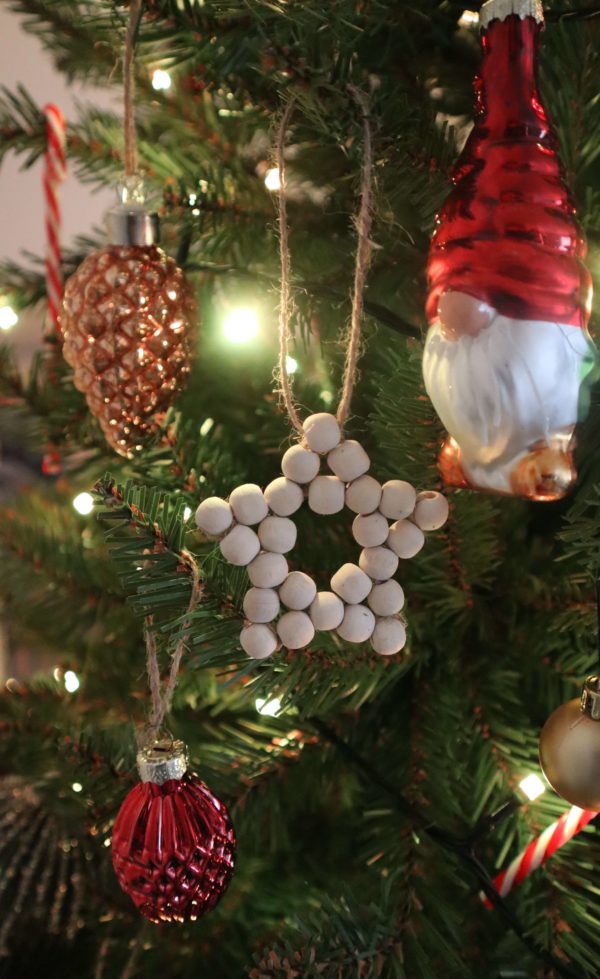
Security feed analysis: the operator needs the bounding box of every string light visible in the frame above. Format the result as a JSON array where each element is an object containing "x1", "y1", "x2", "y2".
[
  {"x1": 255, "y1": 696, "x2": 282, "y2": 717},
  {"x1": 72, "y1": 492, "x2": 94, "y2": 515},
  {"x1": 151, "y1": 68, "x2": 172, "y2": 91},
  {"x1": 72, "y1": 782, "x2": 83, "y2": 793},
  {"x1": 64, "y1": 670, "x2": 80, "y2": 693},
  {"x1": 200, "y1": 417, "x2": 214, "y2": 436},
  {"x1": 183, "y1": 506, "x2": 192, "y2": 522},
  {"x1": 458, "y1": 9, "x2": 479, "y2": 26},
  {"x1": 264, "y1": 167, "x2": 281, "y2": 192},
  {"x1": 286, "y1": 355, "x2": 298, "y2": 374},
  {"x1": 223, "y1": 307, "x2": 260, "y2": 344},
  {"x1": 519, "y1": 773, "x2": 546, "y2": 801},
  {"x1": 0, "y1": 305, "x2": 18, "y2": 331}
]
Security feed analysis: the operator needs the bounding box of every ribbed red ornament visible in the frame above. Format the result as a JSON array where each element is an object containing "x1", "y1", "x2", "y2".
[
  {"x1": 112, "y1": 772, "x2": 236, "y2": 924},
  {"x1": 426, "y1": 9, "x2": 591, "y2": 328},
  {"x1": 422, "y1": 0, "x2": 596, "y2": 501}
]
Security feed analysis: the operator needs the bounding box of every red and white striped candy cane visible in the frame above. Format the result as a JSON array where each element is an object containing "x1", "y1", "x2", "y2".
[
  {"x1": 43, "y1": 104, "x2": 67, "y2": 334},
  {"x1": 482, "y1": 806, "x2": 597, "y2": 908}
]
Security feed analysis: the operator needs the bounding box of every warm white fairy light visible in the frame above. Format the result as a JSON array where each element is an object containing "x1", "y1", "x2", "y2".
[
  {"x1": 151, "y1": 68, "x2": 172, "y2": 91},
  {"x1": 286, "y1": 355, "x2": 298, "y2": 374},
  {"x1": 519, "y1": 773, "x2": 545, "y2": 801},
  {"x1": 255, "y1": 696, "x2": 282, "y2": 717},
  {"x1": 264, "y1": 167, "x2": 281, "y2": 192},
  {"x1": 72, "y1": 782, "x2": 83, "y2": 793},
  {"x1": 458, "y1": 9, "x2": 479, "y2": 26},
  {"x1": 0, "y1": 305, "x2": 18, "y2": 331},
  {"x1": 200, "y1": 417, "x2": 214, "y2": 437},
  {"x1": 223, "y1": 307, "x2": 260, "y2": 344},
  {"x1": 64, "y1": 670, "x2": 80, "y2": 693},
  {"x1": 72, "y1": 492, "x2": 94, "y2": 515},
  {"x1": 183, "y1": 506, "x2": 192, "y2": 522}
]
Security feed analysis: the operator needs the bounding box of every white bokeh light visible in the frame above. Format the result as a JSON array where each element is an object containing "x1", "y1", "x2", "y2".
[
  {"x1": 255, "y1": 696, "x2": 282, "y2": 717},
  {"x1": 223, "y1": 307, "x2": 260, "y2": 344},
  {"x1": 0, "y1": 305, "x2": 18, "y2": 330},
  {"x1": 64, "y1": 670, "x2": 80, "y2": 693},
  {"x1": 264, "y1": 167, "x2": 281, "y2": 192},
  {"x1": 519, "y1": 773, "x2": 545, "y2": 801},
  {"x1": 152, "y1": 68, "x2": 172, "y2": 91},
  {"x1": 72, "y1": 492, "x2": 94, "y2": 515}
]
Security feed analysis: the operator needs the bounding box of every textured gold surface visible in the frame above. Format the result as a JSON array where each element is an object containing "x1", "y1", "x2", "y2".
[{"x1": 61, "y1": 245, "x2": 195, "y2": 456}]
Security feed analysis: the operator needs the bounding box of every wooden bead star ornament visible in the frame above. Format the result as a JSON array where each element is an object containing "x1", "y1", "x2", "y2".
[{"x1": 195, "y1": 95, "x2": 449, "y2": 660}]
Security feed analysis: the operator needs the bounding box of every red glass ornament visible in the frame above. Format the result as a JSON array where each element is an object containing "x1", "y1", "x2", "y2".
[
  {"x1": 112, "y1": 744, "x2": 236, "y2": 924},
  {"x1": 423, "y1": 0, "x2": 595, "y2": 500},
  {"x1": 427, "y1": 7, "x2": 591, "y2": 328}
]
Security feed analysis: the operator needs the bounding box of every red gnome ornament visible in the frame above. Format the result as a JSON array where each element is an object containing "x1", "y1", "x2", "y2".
[
  {"x1": 112, "y1": 741, "x2": 236, "y2": 924},
  {"x1": 424, "y1": 0, "x2": 595, "y2": 500}
]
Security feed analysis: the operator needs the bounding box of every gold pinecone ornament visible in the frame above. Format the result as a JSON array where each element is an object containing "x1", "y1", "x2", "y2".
[{"x1": 60, "y1": 202, "x2": 195, "y2": 457}]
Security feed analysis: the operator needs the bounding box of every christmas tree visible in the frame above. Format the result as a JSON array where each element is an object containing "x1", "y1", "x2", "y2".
[{"x1": 1, "y1": 1, "x2": 600, "y2": 977}]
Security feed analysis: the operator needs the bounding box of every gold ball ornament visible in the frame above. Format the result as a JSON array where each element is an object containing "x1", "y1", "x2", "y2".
[
  {"x1": 60, "y1": 202, "x2": 195, "y2": 457},
  {"x1": 539, "y1": 676, "x2": 600, "y2": 810}
]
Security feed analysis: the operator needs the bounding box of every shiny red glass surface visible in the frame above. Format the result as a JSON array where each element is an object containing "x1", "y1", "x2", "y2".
[
  {"x1": 112, "y1": 773, "x2": 236, "y2": 924},
  {"x1": 426, "y1": 15, "x2": 592, "y2": 329}
]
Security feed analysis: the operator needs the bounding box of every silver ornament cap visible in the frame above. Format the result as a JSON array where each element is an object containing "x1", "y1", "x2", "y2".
[
  {"x1": 107, "y1": 203, "x2": 160, "y2": 247},
  {"x1": 480, "y1": 0, "x2": 544, "y2": 29},
  {"x1": 137, "y1": 739, "x2": 188, "y2": 785},
  {"x1": 580, "y1": 675, "x2": 600, "y2": 721}
]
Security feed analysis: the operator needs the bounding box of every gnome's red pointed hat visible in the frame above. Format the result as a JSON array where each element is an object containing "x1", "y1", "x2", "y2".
[{"x1": 426, "y1": 0, "x2": 592, "y2": 330}]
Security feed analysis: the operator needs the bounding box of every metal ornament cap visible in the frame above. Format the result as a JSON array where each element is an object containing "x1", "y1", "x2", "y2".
[
  {"x1": 580, "y1": 675, "x2": 600, "y2": 721},
  {"x1": 480, "y1": 0, "x2": 544, "y2": 29},
  {"x1": 137, "y1": 739, "x2": 188, "y2": 785},
  {"x1": 107, "y1": 203, "x2": 160, "y2": 246}
]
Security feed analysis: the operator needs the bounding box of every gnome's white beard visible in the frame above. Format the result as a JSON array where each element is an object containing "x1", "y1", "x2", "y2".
[{"x1": 423, "y1": 313, "x2": 594, "y2": 493}]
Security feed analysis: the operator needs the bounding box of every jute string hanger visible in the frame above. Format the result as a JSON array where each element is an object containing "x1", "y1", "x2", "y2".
[
  {"x1": 122, "y1": 1, "x2": 204, "y2": 748},
  {"x1": 276, "y1": 89, "x2": 375, "y2": 436}
]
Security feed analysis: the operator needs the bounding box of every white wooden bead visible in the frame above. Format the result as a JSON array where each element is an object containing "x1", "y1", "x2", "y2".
[
  {"x1": 240, "y1": 623, "x2": 279, "y2": 659},
  {"x1": 279, "y1": 571, "x2": 317, "y2": 610},
  {"x1": 337, "y1": 604, "x2": 376, "y2": 643},
  {"x1": 368, "y1": 580, "x2": 405, "y2": 617},
  {"x1": 345, "y1": 475, "x2": 382, "y2": 515},
  {"x1": 379, "y1": 480, "x2": 417, "y2": 520},
  {"x1": 330, "y1": 563, "x2": 372, "y2": 604},
  {"x1": 308, "y1": 475, "x2": 345, "y2": 515},
  {"x1": 281, "y1": 444, "x2": 320, "y2": 483},
  {"x1": 309, "y1": 591, "x2": 344, "y2": 631},
  {"x1": 327, "y1": 440, "x2": 370, "y2": 482},
  {"x1": 277, "y1": 610, "x2": 315, "y2": 649},
  {"x1": 352, "y1": 512, "x2": 389, "y2": 548},
  {"x1": 243, "y1": 587, "x2": 280, "y2": 623},
  {"x1": 194, "y1": 497, "x2": 233, "y2": 537},
  {"x1": 258, "y1": 515, "x2": 297, "y2": 554},
  {"x1": 371, "y1": 617, "x2": 407, "y2": 656},
  {"x1": 359, "y1": 546, "x2": 399, "y2": 581},
  {"x1": 412, "y1": 491, "x2": 449, "y2": 531},
  {"x1": 302, "y1": 413, "x2": 341, "y2": 454},
  {"x1": 219, "y1": 524, "x2": 260, "y2": 566},
  {"x1": 229, "y1": 483, "x2": 268, "y2": 525},
  {"x1": 264, "y1": 477, "x2": 304, "y2": 516},
  {"x1": 247, "y1": 551, "x2": 289, "y2": 588},
  {"x1": 387, "y1": 520, "x2": 425, "y2": 559}
]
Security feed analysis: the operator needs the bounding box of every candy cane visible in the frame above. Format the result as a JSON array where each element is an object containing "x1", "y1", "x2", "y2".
[
  {"x1": 43, "y1": 104, "x2": 67, "y2": 334},
  {"x1": 482, "y1": 806, "x2": 597, "y2": 908}
]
